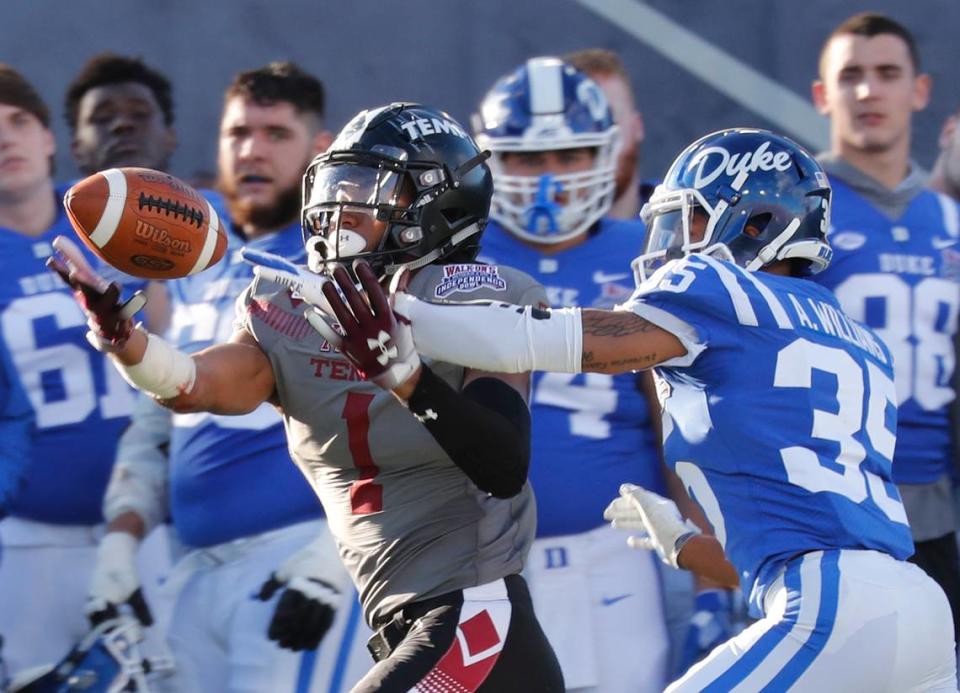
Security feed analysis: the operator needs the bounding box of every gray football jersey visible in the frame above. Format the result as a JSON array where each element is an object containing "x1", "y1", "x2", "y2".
[{"x1": 235, "y1": 262, "x2": 547, "y2": 626}]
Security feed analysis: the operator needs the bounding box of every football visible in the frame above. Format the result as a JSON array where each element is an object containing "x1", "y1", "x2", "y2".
[{"x1": 63, "y1": 167, "x2": 228, "y2": 280}]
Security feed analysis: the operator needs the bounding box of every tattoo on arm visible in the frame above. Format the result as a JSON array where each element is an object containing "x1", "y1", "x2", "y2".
[
  {"x1": 580, "y1": 310, "x2": 665, "y2": 373},
  {"x1": 582, "y1": 311, "x2": 659, "y2": 338}
]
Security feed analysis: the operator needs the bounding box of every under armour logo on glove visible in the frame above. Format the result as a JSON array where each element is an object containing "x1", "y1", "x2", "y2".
[
  {"x1": 369, "y1": 330, "x2": 399, "y2": 365},
  {"x1": 413, "y1": 408, "x2": 438, "y2": 423},
  {"x1": 305, "y1": 260, "x2": 421, "y2": 391}
]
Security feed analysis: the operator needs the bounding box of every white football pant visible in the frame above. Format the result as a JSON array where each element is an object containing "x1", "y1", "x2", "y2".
[
  {"x1": 669, "y1": 549, "x2": 957, "y2": 692},
  {"x1": 525, "y1": 523, "x2": 669, "y2": 692}
]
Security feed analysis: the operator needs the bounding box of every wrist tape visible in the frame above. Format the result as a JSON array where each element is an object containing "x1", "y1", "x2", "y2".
[{"x1": 113, "y1": 330, "x2": 197, "y2": 400}]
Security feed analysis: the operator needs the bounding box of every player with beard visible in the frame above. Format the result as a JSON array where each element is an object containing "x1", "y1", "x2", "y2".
[
  {"x1": 81, "y1": 62, "x2": 373, "y2": 691},
  {"x1": 52, "y1": 100, "x2": 564, "y2": 692}
]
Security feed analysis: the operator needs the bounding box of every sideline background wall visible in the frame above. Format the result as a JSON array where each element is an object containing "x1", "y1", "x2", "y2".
[{"x1": 7, "y1": 0, "x2": 958, "y2": 184}]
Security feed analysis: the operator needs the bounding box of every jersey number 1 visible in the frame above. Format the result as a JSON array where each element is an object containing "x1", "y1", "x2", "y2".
[{"x1": 343, "y1": 392, "x2": 383, "y2": 515}]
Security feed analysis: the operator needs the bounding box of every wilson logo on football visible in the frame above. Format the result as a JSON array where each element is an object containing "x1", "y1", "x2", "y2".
[
  {"x1": 135, "y1": 220, "x2": 192, "y2": 253},
  {"x1": 689, "y1": 141, "x2": 792, "y2": 189},
  {"x1": 131, "y1": 255, "x2": 176, "y2": 271}
]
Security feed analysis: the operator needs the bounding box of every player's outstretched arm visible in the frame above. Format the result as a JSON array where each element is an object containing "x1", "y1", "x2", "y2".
[
  {"x1": 48, "y1": 236, "x2": 275, "y2": 415},
  {"x1": 391, "y1": 291, "x2": 687, "y2": 376}
]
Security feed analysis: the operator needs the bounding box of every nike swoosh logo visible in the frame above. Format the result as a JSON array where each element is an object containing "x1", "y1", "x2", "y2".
[
  {"x1": 601, "y1": 594, "x2": 632, "y2": 606},
  {"x1": 932, "y1": 237, "x2": 958, "y2": 249},
  {"x1": 593, "y1": 270, "x2": 630, "y2": 284}
]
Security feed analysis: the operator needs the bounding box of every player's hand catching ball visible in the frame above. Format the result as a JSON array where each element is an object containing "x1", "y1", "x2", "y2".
[{"x1": 46, "y1": 235, "x2": 146, "y2": 353}]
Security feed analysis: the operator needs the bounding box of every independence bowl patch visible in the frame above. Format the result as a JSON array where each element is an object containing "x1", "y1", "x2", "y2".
[{"x1": 435, "y1": 264, "x2": 507, "y2": 298}]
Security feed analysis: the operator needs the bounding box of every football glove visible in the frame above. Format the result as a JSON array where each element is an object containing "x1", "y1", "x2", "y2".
[
  {"x1": 603, "y1": 483, "x2": 701, "y2": 568},
  {"x1": 86, "y1": 531, "x2": 153, "y2": 627},
  {"x1": 256, "y1": 535, "x2": 345, "y2": 652},
  {"x1": 679, "y1": 589, "x2": 734, "y2": 672},
  {"x1": 46, "y1": 235, "x2": 145, "y2": 353}
]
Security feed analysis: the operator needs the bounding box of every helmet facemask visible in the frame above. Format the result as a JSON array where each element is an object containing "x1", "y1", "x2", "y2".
[
  {"x1": 484, "y1": 127, "x2": 620, "y2": 244},
  {"x1": 635, "y1": 186, "x2": 722, "y2": 281},
  {"x1": 302, "y1": 145, "x2": 484, "y2": 279}
]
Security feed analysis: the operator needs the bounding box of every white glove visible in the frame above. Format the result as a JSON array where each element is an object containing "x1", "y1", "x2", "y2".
[
  {"x1": 86, "y1": 531, "x2": 152, "y2": 626},
  {"x1": 604, "y1": 483, "x2": 701, "y2": 568},
  {"x1": 240, "y1": 246, "x2": 337, "y2": 317},
  {"x1": 256, "y1": 531, "x2": 349, "y2": 652}
]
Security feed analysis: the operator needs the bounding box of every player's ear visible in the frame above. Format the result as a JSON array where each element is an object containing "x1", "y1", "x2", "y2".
[
  {"x1": 163, "y1": 127, "x2": 178, "y2": 158},
  {"x1": 41, "y1": 126, "x2": 55, "y2": 158},
  {"x1": 312, "y1": 129, "x2": 334, "y2": 156},
  {"x1": 811, "y1": 80, "x2": 829, "y2": 115},
  {"x1": 912, "y1": 73, "x2": 931, "y2": 112},
  {"x1": 939, "y1": 115, "x2": 957, "y2": 150}
]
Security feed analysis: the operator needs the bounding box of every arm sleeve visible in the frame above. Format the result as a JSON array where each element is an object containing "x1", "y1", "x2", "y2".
[
  {"x1": 406, "y1": 364, "x2": 531, "y2": 498},
  {"x1": 102, "y1": 392, "x2": 171, "y2": 532}
]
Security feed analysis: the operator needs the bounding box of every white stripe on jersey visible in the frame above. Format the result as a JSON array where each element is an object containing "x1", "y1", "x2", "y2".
[
  {"x1": 697, "y1": 255, "x2": 794, "y2": 329},
  {"x1": 697, "y1": 255, "x2": 758, "y2": 326},
  {"x1": 725, "y1": 262, "x2": 794, "y2": 329},
  {"x1": 936, "y1": 192, "x2": 960, "y2": 239}
]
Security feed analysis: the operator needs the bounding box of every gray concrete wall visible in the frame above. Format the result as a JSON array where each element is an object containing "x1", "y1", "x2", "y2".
[{"x1": 6, "y1": 0, "x2": 958, "y2": 184}]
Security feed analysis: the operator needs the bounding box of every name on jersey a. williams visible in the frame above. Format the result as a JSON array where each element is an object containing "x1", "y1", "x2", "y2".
[{"x1": 435, "y1": 264, "x2": 506, "y2": 298}]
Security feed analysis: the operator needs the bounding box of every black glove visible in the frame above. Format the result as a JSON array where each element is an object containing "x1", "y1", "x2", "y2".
[{"x1": 256, "y1": 539, "x2": 342, "y2": 651}]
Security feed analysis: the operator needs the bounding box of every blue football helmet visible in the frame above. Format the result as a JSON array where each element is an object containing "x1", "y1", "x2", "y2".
[
  {"x1": 6, "y1": 618, "x2": 172, "y2": 693},
  {"x1": 635, "y1": 128, "x2": 832, "y2": 280},
  {"x1": 473, "y1": 57, "x2": 621, "y2": 244}
]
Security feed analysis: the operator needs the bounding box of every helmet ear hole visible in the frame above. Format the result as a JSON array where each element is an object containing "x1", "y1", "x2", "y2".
[
  {"x1": 441, "y1": 206, "x2": 466, "y2": 225},
  {"x1": 744, "y1": 213, "x2": 772, "y2": 239}
]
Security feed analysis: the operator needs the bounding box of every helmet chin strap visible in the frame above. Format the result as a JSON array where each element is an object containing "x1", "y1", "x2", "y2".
[
  {"x1": 744, "y1": 218, "x2": 801, "y2": 271},
  {"x1": 384, "y1": 222, "x2": 483, "y2": 276}
]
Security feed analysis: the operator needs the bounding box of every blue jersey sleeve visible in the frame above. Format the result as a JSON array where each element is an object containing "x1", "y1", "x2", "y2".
[
  {"x1": 619, "y1": 256, "x2": 744, "y2": 367},
  {"x1": 0, "y1": 347, "x2": 33, "y2": 514}
]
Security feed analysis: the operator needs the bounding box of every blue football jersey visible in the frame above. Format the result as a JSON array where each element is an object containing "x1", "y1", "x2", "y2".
[
  {"x1": 0, "y1": 343, "x2": 32, "y2": 514},
  {"x1": 623, "y1": 255, "x2": 914, "y2": 615},
  {"x1": 813, "y1": 179, "x2": 960, "y2": 484},
  {"x1": 166, "y1": 193, "x2": 322, "y2": 547},
  {"x1": 478, "y1": 219, "x2": 664, "y2": 537},
  {"x1": 0, "y1": 189, "x2": 141, "y2": 523}
]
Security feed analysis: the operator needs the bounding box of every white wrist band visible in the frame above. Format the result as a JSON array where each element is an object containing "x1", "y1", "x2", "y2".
[
  {"x1": 113, "y1": 330, "x2": 197, "y2": 400},
  {"x1": 395, "y1": 294, "x2": 582, "y2": 374}
]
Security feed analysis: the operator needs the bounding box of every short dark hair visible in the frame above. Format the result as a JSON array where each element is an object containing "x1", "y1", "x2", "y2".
[
  {"x1": 564, "y1": 48, "x2": 631, "y2": 84},
  {"x1": 224, "y1": 61, "x2": 325, "y2": 121},
  {"x1": 819, "y1": 13, "x2": 920, "y2": 76},
  {"x1": 0, "y1": 64, "x2": 49, "y2": 128},
  {"x1": 64, "y1": 53, "x2": 174, "y2": 130}
]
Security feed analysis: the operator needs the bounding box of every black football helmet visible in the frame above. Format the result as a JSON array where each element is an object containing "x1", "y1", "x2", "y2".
[
  {"x1": 301, "y1": 102, "x2": 493, "y2": 278},
  {"x1": 636, "y1": 128, "x2": 832, "y2": 280}
]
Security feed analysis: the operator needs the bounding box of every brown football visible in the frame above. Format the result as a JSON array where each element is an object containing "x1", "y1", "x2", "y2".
[{"x1": 63, "y1": 167, "x2": 227, "y2": 280}]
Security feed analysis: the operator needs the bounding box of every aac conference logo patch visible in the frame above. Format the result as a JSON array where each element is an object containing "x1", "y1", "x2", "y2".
[
  {"x1": 435, "y1": 264, "x2": 507, "y2": 298},
  {"x1": 829, "y1": 230, "x2": 867, "y2": 251}
]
